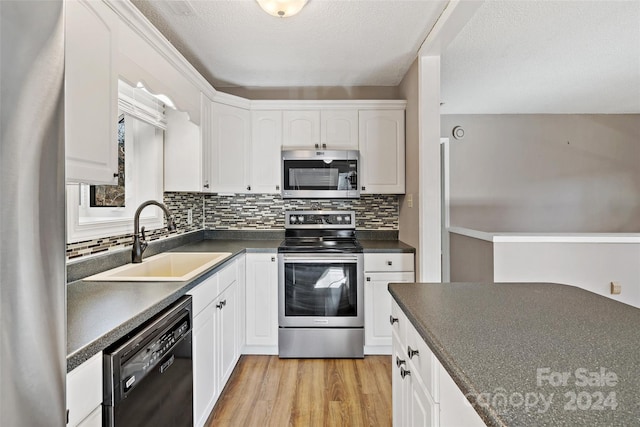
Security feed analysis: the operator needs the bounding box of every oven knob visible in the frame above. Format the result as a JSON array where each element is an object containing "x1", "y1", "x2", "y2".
[
  {"x1": 298, "y1": 216, "x2": 304, "y2": 223},
  {"x1": 344, "y1": 216, "x2": 351, "y2": 223},
  {"x1": 336, "y1": 216, "x2": 342, "y2": 222},
  {"x1": 289, "y1": 216, "x2": 296, "y2": 223}
]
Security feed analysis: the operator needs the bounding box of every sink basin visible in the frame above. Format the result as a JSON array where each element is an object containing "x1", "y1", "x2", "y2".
[{"x1": 86, "y1": 252, "x2": 232, "y2": 281}]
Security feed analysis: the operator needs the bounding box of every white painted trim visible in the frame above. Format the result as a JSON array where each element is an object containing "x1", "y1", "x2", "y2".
[
  {"x1": 250, "y1": 99, "x2": 407, "y2": 110},
  {"x1": 212, "y1": 91, "x2": 252, "y2": 109},
  {"x1": 440, "y1": 137, "x2": 451, "y2": 282},
  {"x1": 448, "y1": 226, "x2": 640, "y2": 243},
  {"x1": 105, "y1": 0, "x2": 217, "y2": 100},
  {"x1": 418, "y1": 0, "x2": 484, "y2": 56},
  {"x1": 418, "y1": 55, "x2": 442, "y2": 282}
]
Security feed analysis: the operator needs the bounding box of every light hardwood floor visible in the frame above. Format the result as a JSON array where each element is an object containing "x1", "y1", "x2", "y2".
[{"x1": 207, "y1": 355, "x2": 392, "y2": 427}]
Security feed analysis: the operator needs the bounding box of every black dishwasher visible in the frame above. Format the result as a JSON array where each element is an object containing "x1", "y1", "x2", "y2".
[{"x1": 103, "y1": 296, "x2": 193, "y2": 427}]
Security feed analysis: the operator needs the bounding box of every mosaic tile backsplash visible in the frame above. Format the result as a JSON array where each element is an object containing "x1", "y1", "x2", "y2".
[
  {"x1": 66, "y1": 192, "x2": 203, "y2": 260},
  {"x1": 66, "y1": 192, "x2": 398, "y2": 260},
  {"x1": 204, "y1": 194, "x2": 398, "y2": 230}
]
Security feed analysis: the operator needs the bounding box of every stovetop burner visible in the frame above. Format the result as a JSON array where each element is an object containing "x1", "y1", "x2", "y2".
[{"x1": 278, "y1": 210, "x2": 362, "y2": 253}]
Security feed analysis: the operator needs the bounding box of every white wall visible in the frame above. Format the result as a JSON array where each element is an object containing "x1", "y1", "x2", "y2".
[
  {"x1": 494, "y1": 241, "x2": 640, "y2": 308},
  {"x1": 441, "y1": 114, "x2": 640, "y2": 232}
]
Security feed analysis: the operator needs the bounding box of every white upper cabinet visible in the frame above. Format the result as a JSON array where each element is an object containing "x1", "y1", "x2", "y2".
[
  {"x1": 164, "y1": 93, "x2": 213, "y2": 193},
  {"x1": 282, "y1": 110, "x2": 358, "y2": 149},
  {"x1": 359, "y1": 109, "x2": 406, "y2": 194},
  {"x1": 250, "y1": 110, "x2": 282, "y2": 194},
  {"x1": 210, "y1": 102, "x2": 251, "y2": 193},
  {"x1": 321, "y1": 110, "x2": 359, "y2": 149},
  {"x1": 282, "y1": 110, "x2": 320, "y2": 148},
  {"x1": 65, "y1": 0, "x2": 119, "y2": 184}
]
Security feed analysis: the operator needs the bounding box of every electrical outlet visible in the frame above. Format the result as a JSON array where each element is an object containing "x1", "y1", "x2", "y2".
[
  {"x1": 187, "y1": 208, "x2": 193, "y2": 225},
  {"x1": 407, "y1": 193, "x2": 413, "y2": 208}
]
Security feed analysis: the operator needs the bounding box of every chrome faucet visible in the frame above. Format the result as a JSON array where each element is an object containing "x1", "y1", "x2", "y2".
[{"x1": 132, "y1": 200, "x2": 177, "y2": 263}]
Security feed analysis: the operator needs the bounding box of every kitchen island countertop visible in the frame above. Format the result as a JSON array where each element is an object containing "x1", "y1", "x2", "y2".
[{"x1": 388, "y1": 282, "x2": 640, "y2": 426}]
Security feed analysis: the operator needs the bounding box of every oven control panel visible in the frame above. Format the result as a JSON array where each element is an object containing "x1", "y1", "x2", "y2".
[{"x1": 285, "y1": 211, "x2": 356, "y2": 229}]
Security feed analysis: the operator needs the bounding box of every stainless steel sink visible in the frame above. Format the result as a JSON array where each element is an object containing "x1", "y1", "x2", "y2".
[{"x1": 86, "y1": 252, "x2": 232, "y2": 281}]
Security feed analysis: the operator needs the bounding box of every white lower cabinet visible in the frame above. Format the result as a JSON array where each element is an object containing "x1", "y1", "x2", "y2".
[
  {"x1": 392, "y1": 300, "x2": 484, "y2": 427},
  {"x1": 364, "y1": 253, "x2": 415, "y2": 354},
  {"x1": 66, "y1": 352, "x2": 102, "y2": 427},
  {"x1": 244, "y1": 252, "x2": 279, "y2": 353},
  {"x1": 189, "y1": 258, "x2": 243, "y2": 427}
]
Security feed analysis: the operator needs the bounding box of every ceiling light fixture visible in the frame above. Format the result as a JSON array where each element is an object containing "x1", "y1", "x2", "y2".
[{"x1": 256, "y1": 0, "x2": 308, "y2": 18}]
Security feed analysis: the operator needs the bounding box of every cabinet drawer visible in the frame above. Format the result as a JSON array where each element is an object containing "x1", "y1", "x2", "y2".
[
  {"x1": 407, "y1": 322, "x2": 440, "y2": 403},
  {"x1": 390, "y1": 300, "x2": 407, "y2": 345},
  {"x1": 218, "y1": 260, "x2": 237, "y2": 293},
  {"x1": 364, "y1": 253, "x2": 414, "y2": 272},
  {"x1": 67, "y1": 352, "x2": 102, "y2": 427},
  {"x1": 188, "y1": 274, "x2": 219, "y2": 317}
]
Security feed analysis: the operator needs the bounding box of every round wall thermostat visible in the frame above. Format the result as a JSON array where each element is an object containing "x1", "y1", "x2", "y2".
[{"x1": 452, "y1": 126, "x2": 465, "y2": 140}]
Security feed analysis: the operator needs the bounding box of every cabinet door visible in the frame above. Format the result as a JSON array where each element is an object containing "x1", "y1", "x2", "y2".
[
  {"x1": 65, "y1": 0, "x2": 118, "y2": 184},
  {"x1": 282, "y1": 110, "x2": 320, "y2": 148},
  {"x1": 410, "y1": 376, "x2": 439, "y2": 427},
  {"x1": 66, "y1": 352, "x2": 102, "y2": 427},
  {"x1": 250, "y1": 110, "x2": 282, "y2": 193},
  {"x1": 193, "y1": 306, "x2": 216, "y2": 427},
  {"x1": 365, "y1": 272, "x2": 414, "y2": 350},
  {"x1": 216, "y1": 283, "x2": 237, "y2": 390},
  {"x1": 201, "y1": 94, "x2": 213, "y2": 192},
  {"x1": 358, "y1": 110, "x2": 405, "y2": 194},
  {"x1": 392, "y1": 335, "x2": 410, "y2": 427},
  {"x1": 210, "y1": 102, "x2": 251, "y2": 193},
  {"x1": 245, "y1": 253, "x2": 279, "y2": 350},
  {"x1": 321, "y1": 110, "x2": 358, "y2": 149},
  {"x1": 164, "y1": 108, "x2": 202, "y2": 192},
  {"x1": 236, "y1": 255, "x2": 246, "y2": 355}
]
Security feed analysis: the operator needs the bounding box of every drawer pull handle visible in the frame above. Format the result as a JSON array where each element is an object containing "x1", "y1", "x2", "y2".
[
  {"x1": 400, "y1": 367, "x2": 411, "y2": 379},
  {"x1": 389, "y1": 315, "x2": 398, "y2": 325},
  {"x1": 407, "y1": 346, "x2": 419, "y2": 359},
  {"x1": 366, "y1": 277, "x2": 371, "y2": 282},
  {"x1": 387, "y1": 261, "x2": 393, "y2": 266},
  {"x1": 396, "y1": 356, "x2": 406, "y2": 368}
]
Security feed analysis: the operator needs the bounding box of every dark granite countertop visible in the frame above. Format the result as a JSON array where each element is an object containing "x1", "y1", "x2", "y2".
[
  {"x1": 388, "y1": 282, "x2": 640, "y2": 427},
  {"x1": 67, "y1": 234, "x2": 413, "y2": 372},
  {"x1": 66, "y1": 239, "x2": 280, "y2": 372},
  {"x1": 359, "y1": 239, "x2": 415, "y2": 252}
]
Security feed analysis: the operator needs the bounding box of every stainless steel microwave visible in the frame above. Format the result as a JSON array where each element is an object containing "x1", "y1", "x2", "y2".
[{"x1": 281, "y1": 149, "x2": 360, "y2": 199}]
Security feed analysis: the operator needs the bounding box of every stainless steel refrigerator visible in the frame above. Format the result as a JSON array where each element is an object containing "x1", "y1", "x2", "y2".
[{"x1": 1, "y1": 1, "x2": 66, "y2": 425}]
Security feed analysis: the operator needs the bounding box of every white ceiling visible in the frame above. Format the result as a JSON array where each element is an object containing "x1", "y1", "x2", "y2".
[
  {"x1": 133, "y1": 0, "x2": 640, "y2": 114},
  {"x1": 131, "y1": 0, "x2": 448, "y2": 87},
  {"x1": 440, "y1": 0, "x2": 640, "y2": 114}
]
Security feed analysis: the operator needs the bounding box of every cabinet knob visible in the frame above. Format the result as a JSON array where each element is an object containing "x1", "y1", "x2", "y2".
[
  {"x1": 216, "y1": 302, "x2": 224, "y2": 309},
  {"x1": 366, "y1": 277, "x2": 371, "y2": 282},
  {"x1": 271, "y1": 256, "x2": 276, "y2": 262},
  {"x1": 322, "y1": 143, "x2": 327, "y2": 149},
  {"x1": 361, "y1": 186, "x2": 366, "y2": 191},
  {"x1": 113, "y1": 172, "x2": 119, "y2": 178},
  {"x1": 387, "y1": 261, "x2": 393, "y2": 266},
  {"x1": 400, "y1": 367, "x2": 411, "y2": 379},
  {"x1": 247, "y1": 185, "x2": 251, "y2": 191},
  {"x1": 407, "y1": 346, "x2": 419, "y2": 359},
  {"x1": 276, "y1": 185, "x2": 280, "y2": 191},
  {"x1": 396, "y1": 356, "x2": 406, "y2": 368},
  {"x1": 203, "y1": 183, "x2": 209, "y2": 189},
  {"x1": 389, "y1": 315, "x2": 398, "y2": 325},
  {"x1": 315, "y1": 143, "x2": 319, "y2": 148}
]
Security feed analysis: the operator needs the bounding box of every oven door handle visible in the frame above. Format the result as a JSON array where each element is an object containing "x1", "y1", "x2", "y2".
[{"x1": 281, "y1": 256, "x2": 361, "y2": 263}]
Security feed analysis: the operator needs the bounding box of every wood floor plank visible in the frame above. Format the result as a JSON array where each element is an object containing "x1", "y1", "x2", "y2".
[{"x1": 208, "y1": 355, "x2": 391, "y2": 427}]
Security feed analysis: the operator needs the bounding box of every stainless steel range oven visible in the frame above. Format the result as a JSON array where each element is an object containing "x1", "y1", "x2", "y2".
[{"x1": 278, "y1": 211, "x2": 364, "y2": 358}]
